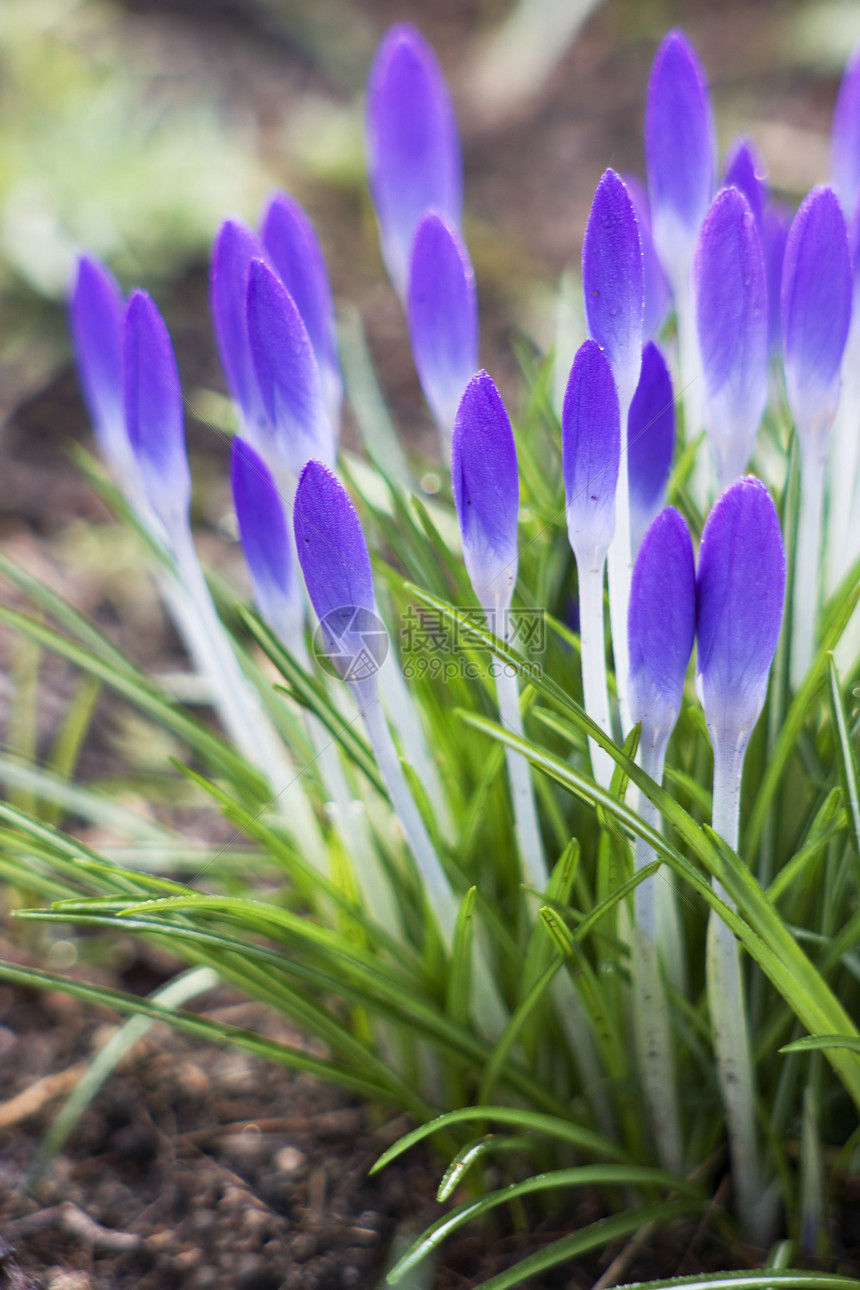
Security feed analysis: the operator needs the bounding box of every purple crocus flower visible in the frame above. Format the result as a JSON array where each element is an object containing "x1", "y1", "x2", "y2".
[
  {"x1": 696, "y1": 476, "x2": 785, "y2": 745},
  {"x1": 451, "y1": 371, "x2": 519, "y2": 621},
  {"x1": 231, "y1": 436, "x2": 302, "y2": 647},
  {"x1": 562, "y1": 339, "x2": 620, "y2": 572},
  {"x1": 693, "y1": 187, "x2": 768, "y2": 489},
  {"x1": 645, "y1": 30, "x2": 715, "y2": 289},
  {"x1": 722, "y1": 137, "x2": 767, "y2": 227},
  {"x1": 408, "y1": 211, "x2": 478, "y2": 445},
  {"x1": 623, "y1": 174, "x2": 671, "y2": 338},
  {"x1": 70, "y1": 256, "x2": 128, "y2": 474},
  {"x1": 782, "y1": 186, "x2": 852, "y2": 440},
  {"x1": 246, "y1": 258, "x2": 335, "y2": 481},
  {"x1": 123, "y1": 290, "x2": 191, "y2": 537},
  {"x1": 366, "y1": 24, "x2": 462, "y2": 298},
  {"x1": 831, "y1": 44, "x2": 860, "y2": 214},
  {"x1": 210, "y1": 219, "x2": 270, "y2": 445},
  {"x1": 628, "y1": 341, "x2": 675, "y2": 550},
  {"x1": 260, "y1": 192, "x2": 342, "y2": 428},
  {"x1": 582, "y1": 169, "x2": 644, "y2": 415}
]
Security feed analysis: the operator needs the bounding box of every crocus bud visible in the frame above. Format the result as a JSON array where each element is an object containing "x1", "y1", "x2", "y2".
[
  {"x1": 693, "y1": 187, "x2": 768, "y2": 488},
  {"x1": 451, "y1": 371, "x2": 519, "y2": 622},
  {"x1": 123, "y1": 290, "x2": 191, "y2": 537},
  {"x1": 628, "y1": 507, "x2": 695, "y2": 746},
  {"x1": 70, "y1": 256, "x2": 128, "y2": 475},
  {"x1": 622, "y1": 174, "x2": 671, "y2": 338},
  {"x1": 696, "y1": 476, "x2": 785, "y2": 742},
  {"x1": 260, "y1": 192, "x2": 342, "y2": 428},
  {"x1": 628, "y1": 341, "x2": 675, "y2": 551},
  {"x1": 408, "y1": 212, "x2": 478, "y2": 442},
  {"x1": 831, "y1": 45, "x2": 860, "y2": 214},
  {"x1": 366, "y1": 24, "x2": 462, "y2": 298},
  {"x1": 210, "y1": 219, "x2": 270, "y2": 444},
  {"x1": 562, "y1": 339, "x2": 620, "y2": 573},
  {"x1": 781, "y1": 187, "x2": 852, "y2": 442},
  {"x1": 294, "y1": 460, "x2": 386, "y2": 700},
  {"x1": 645, "y1": 30, "x2": 715, "y2": 288},
  {"x1": 582, "y1": 169, "x2": 644, "y2": 414},
  {"x1": 722, "y1": 137, "x2": 767, "y2": 226},
  {"x1": 246, "y1": 258, "x2": 335, "y2": 480},
  {"x1": 230, "y1": 436, "x2": 302, "y2": 641}
]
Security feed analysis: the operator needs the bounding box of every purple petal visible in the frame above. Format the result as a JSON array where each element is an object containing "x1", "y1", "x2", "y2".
[
  {"x1": 366, "y1": 24, "x2": 462, "y2": 297},
  {"x1": 70, "y1": 256, "x2": 128, "y2": 471},
  {"x1": 123, "y1": 290, "x2": 190, "y2": 532},
  {"x1": 696, "y1": 476, "x2": 786, "y2": 740},
  {"x1": 623, "y1": 174, "x2": 671, "y2": 337},
  {"x1": 693, "y1": 187, "x2": 768, "y2": 487},
  {"x1": 762, "y1": 202, "x2": 790, "y2": 353},
  {"x1": 562, "y1": 339, "x2": 620, "y2": 569},
  {"x1": 781, "y1": 186, "x2": 852, "y2": 440},
  {"x1": 628, "y1": 506, "x2": 695, "y2": 740},
  {"x1": 408, "y1": 212, "x2": 478, "y2": 438},
  {"x1": 628, "y1": 340, "x2": 675, "y2": 550},
  {"x1": 645, "y1": 30, "x2": 715, "y2": 282},
  {"x1": 230, "y1": 437, "x2": 297, "y2": 627},
  {"x1": 210, "y1": 219, "x2": 270, "y2": 442},
  {"x1": 260, "y1": 192, "x2": 342, "y2": 425},
  {"x1": 722, "y1": 137, "x2": 767, "y2": 227},
  {"x1": 582, "y1": 169, "x2": 644, "y2": 411},
  {"x1": 831, "y1": 45, "x2": 860, "y2": 213},
  {"x1": 246, "y1": 258, "x2": 334, "y2": 478},
  {"x1": 451, "y1": 371, "x2": 519, "y2": 615}
]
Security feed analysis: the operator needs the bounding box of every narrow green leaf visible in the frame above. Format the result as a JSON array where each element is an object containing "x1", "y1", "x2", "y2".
[
  {"x1": 445, "y1": 887, "x2": 476, "y2": 1027},
  {"x1": 478, "y1": 958, "x2": 562, "y2": 1104},
  {"x1": 828, "y1": 654, "x2": 860, "y2": 872}
]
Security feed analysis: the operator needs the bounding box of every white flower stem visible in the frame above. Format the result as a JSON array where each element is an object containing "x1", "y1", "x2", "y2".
[
  {"x1": 606, "y1": 395, "x2": 632, "y2": 735},
  {"x1": 494, "y1": 663, "x2": 547, "y2": 890},
  {"x1": 379, "y1": 658, "x2": 454, "y2": 842},
  {"x1": 791, "y1": 441, "x2": 825, "y2": 691},
  {"x1": 577, "y1": 561, "x2": 614, "y2": 790},
  {"x1": 630, "y1": 734, "x2": 683, "y2": 1175}
]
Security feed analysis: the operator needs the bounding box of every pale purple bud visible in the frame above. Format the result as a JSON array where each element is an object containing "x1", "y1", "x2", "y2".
[
  {"x1": 70, "y1": 256, "x2": 130, "y2": 474},
  {"x1": 831, "y1": 45, "x2": 860, "y2": 214},
  {"x1": 582, "y1": 169, "x2": 644, "y2": 412},
  {"x1": 451, "y1": 371, "x2": 519, "y2": 619},
  {"x1": 693, "y1": 187, "x2": 768, "y2": 487},
  {"x1": 246, "y1": 258, "x2": 335, "y2": 479},
  {"x1": 628, "y1": 507, "x2": 695, "y2": 743},
  {"x1": 123, "y1": 290, "x2": 190, "y2": 535},
  {"x1": 408, "y1": 212, "x2": 478, "y2": 439},
  {"x1": 781, "y1": 186, "x2": 852, "y2": 442},
  {"x1": 210, "y1": 219, "x2": 270, "y2": 445},
  {"x1": 623, "y1": 174, "x2": 671, "y2": 338},
  {"x1": 645, "y1": 30, "x2": 715, "y2": 283},
  {"x1": 562, "y1": 339, "x2": 620, "y2": 571},
  {"x1": 762, "y1": 202, "x2": 790, "y2": 353},
  {"x1": 722, "y1": 137, "x2": 767, "y2": 227},
  {"x1": 366, "y1": 24, "x2": 462, "y2": 298},
  {"x1": 230, "y1": 437, "x2": 301, "y2": 633},
  {"x1": 696, "y1": 476, "x2": 785, "y2": 741},
  {"x1": 260, "y1": 192, "x2": 342, "y2": 427},
  {"x1": 628, "y1": 341, "x2": 675, "y2": 550}
]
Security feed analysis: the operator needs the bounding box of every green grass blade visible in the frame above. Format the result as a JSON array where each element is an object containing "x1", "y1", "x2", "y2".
[
  {"x1": 445, "y1": 886, "x2": 476, "y2": 1027},
  {"x1": 828, "y1": 654, "x2": 860, "y2": 873}
]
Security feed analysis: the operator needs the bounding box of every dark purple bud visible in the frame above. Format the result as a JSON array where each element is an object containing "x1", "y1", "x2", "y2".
[
  {"x1": 628, "y1": 507, "x2": 695, "y2": 742},
  {"x1": 693, "y1": 187, "x2": 768, "y2": 487},
  {"x1": 562, "y1": 339, "x2": 620, "y2": 570},
  {"x1": 645, "y1": 30, "x2": 715, "y2": 282},
  {"x1": 582, "y1": 169, "x2": 644, "y2": 411},
  {"x1": 831, "y1": 45, "x2": 860, "y2": 213},
  {"x1": 781, "y1": 186, "x2": 852, "y2": 440},
  {"x1": 246, "y1": 258, "x2": 334, "y2": 478},
  {"x1": 696, "y1": 476, "x2": 785, "y2": 740},
  {"x1": 122, "y1": 290, "x2": 190, "y2": 533},
  {"x1": 210, "y1": 219, "x2": 270, "y2": 442},
  {"x1": 762, "y1": 202, "x2": 790, "y2": 353},
  {"x1": 408, "y1": 212, "x2": 478, "y2": 438},
  {"x1": 260, "y1": 192, "x2": 342, "y2": 426},
  {"x1": 451, "y1": 371, "x2": 519, "y2": 616},
  {"x1": 230, "y1": 437, "x2": 298, "y2": 629},
  {"x1": 623, "y1": 173, "x2": 671, "y2": 337},
  {"x1": 70, "y1": 256, "x2": 128, "y2": 471},
  {"x1": 722, "y1": 137, "x2": 767, "y2": 227},
  {"x1": 628, "y1": 341, "x2": 675, "y2": 550},
  {"x1": 366, "y1": 24, "x2": 462, "y2": 297}
]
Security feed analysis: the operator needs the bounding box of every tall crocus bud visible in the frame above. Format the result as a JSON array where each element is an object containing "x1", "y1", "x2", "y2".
[
  {"x1": 230, "y1": 437, "x2": 303, "y2": 652},
  {"x1": 366, "y1": 24, "x2": 462, "y2": 299},
  {"x1": 645, "y1": 30, "x2": 715, "y2": 289},
  {"x1": 246, "y1": 258, "x2": 335, "y2": 483},
  {"x1": 722, "y1": 137, "x2": 767, "y2": 226},
  {"x1": 582, "y1": 169, "x2": 644, "y2": 416},
  {"x1": 693, "y1": 187, "x2": 768, "y2": 490},
  {"x1": 408, "y1": 212, "x2": 478, "y2": 449},
  {"x1": 123, "y1": 290, "x2": 191, "y2": 539},
  {"x1": 260, "y1": 193, "x2": 342, "y2": 428},
  {"x1": 623, "y1": 174, "x2": 671, "y2": 338},
  {"x1": 70, "y1": 256, "x2": 129, "y2": 476},
  {"x1": 628, "y1": 341, "x2": 675, "y2": 551},
  {"x1": 210, "y1": 219, "x2": 270, "y2": 445},
  {"x1": 451, "y1": 371, "x2": 519, "y2": 623},
  {"x1": 831, "y1": 44, "x2": 860, "y2": 214}
]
